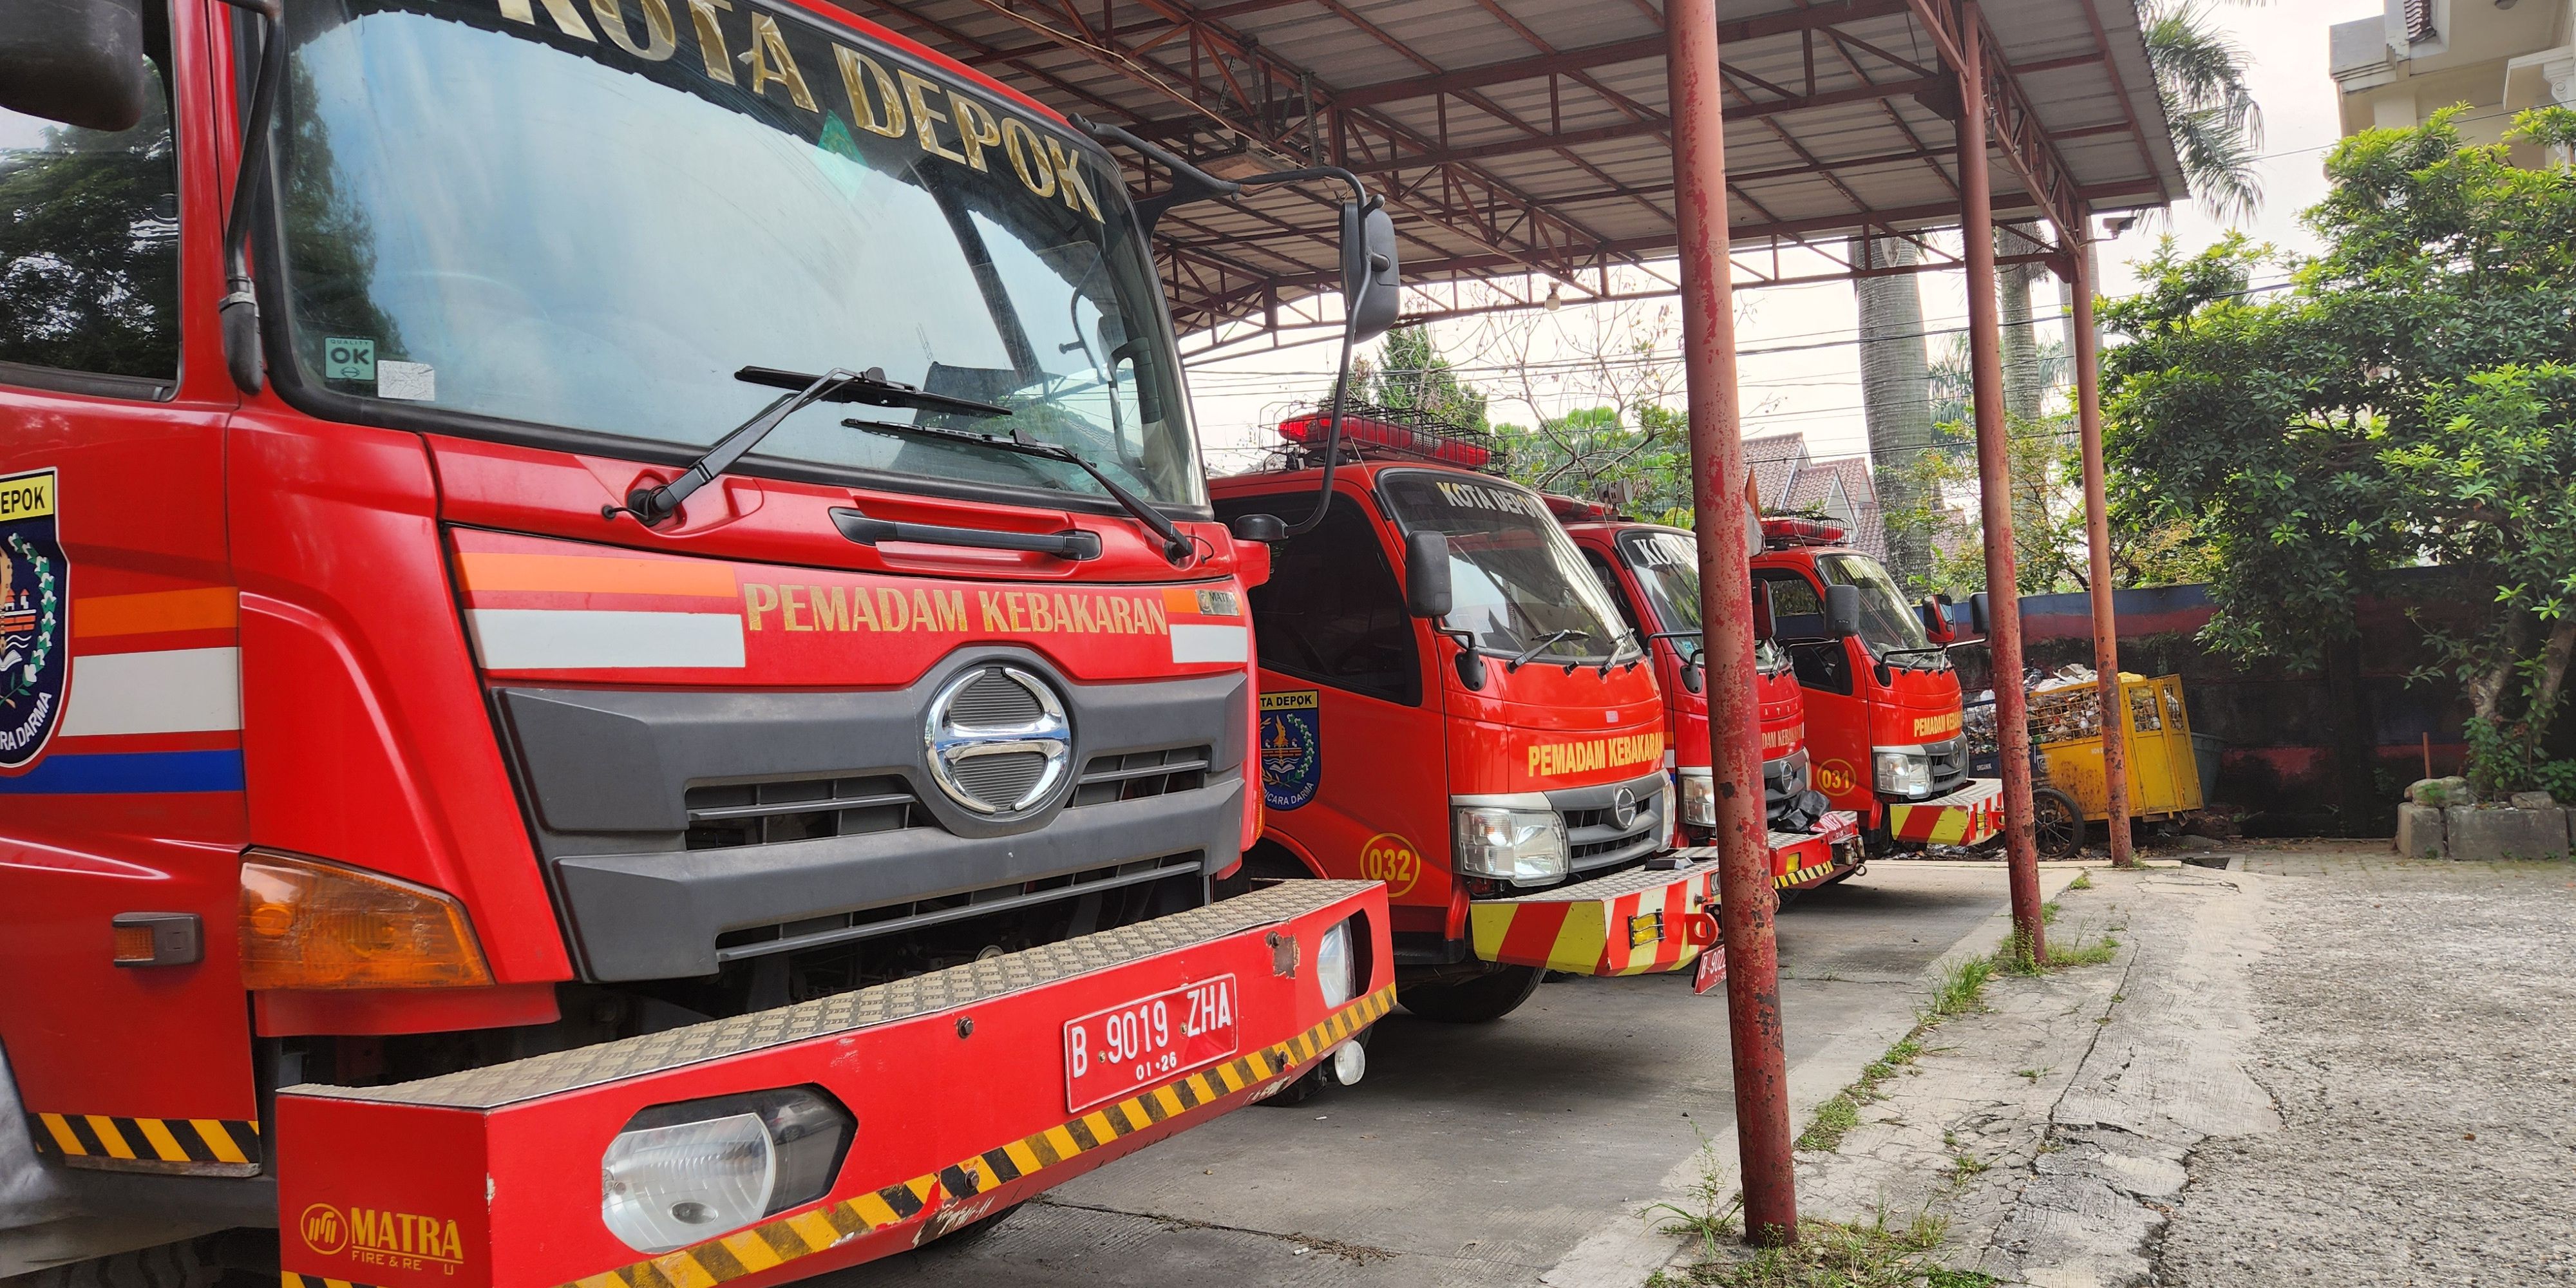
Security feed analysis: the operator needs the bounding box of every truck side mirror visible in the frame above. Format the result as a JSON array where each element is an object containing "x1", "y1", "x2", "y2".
[
  {"x1": 1231, "y1": 513, "x2": 1286, "y2": 544},
  {"x1": 1919, "y1": 594, "x2": 1957, "y2": 645},
  {"x1": 1825, "y1": 583, "x2": 1862, "y2": 639},
  {"x1": 0, "y1": 0, "x2": 155, "y2": 132},
  {"x1": 1969, "y1": 591, "x2": 1991, "y2": 637},
  {"x1": 1403, "y1": 529, "x2": 1451, "y2": 619},
  {"x1": 1341, "y1": 200, "x2": 1401, "y2": 345},
  {"x1": 1750, "y1": 581, "x2": 1777, "y2": 642}
]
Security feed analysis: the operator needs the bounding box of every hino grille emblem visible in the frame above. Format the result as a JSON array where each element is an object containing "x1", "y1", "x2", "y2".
[
  {"x1": 925, "y1": 665, "x2": 1073, "y2": 815},
  {"x1": 1611, "y1": 786, "x2": 1641, "y2": 830}
]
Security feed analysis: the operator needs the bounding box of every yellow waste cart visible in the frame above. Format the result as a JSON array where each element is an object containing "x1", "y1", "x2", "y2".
[{"x1": 2025, "y1": 673, "x2": 2204, "y2": 857}]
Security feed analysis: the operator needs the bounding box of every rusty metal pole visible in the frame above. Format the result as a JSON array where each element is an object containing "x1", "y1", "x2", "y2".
[
  {"x1": 2071, "y1": 234, "x2": 2134, "y2": 867},
  {"x1": 1669, "y1": 0, "x2": 1796, "y2": 1247},
  {"x1": 1953, "y1": 9, "x2": 2046, "y2": 957}
]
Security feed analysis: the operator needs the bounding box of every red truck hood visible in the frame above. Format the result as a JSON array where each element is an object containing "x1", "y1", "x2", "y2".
[
  {"x1": 1871, "y1": 664, "x2": 1965, "y2": 746},
  {"x1": 1664, "y1": 665, "x2": 1804, "y2": 770},
  {"x1": 1447, "y1": 659, "x2": 1666, "y2": 794}
]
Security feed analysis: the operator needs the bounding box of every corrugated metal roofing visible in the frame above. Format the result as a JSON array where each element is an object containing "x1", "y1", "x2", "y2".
[{"x1": 854, "y1": 0, "x2": 2183, "y2": 337}]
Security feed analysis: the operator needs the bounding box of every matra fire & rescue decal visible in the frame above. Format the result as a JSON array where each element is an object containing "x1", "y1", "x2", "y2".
[
  {"x1": 299, "y1": 1200, "x2": 466, "y2": 1272},
  {"x1": 0, "y1": 469, "x2": 66, "y2": 773},
  {"x1": 1359, "y1": 832, "x2": 1422, "y2": 898},
  {"x1": 1258, "y1": 690, "x2": 1320, "y2": 810}
]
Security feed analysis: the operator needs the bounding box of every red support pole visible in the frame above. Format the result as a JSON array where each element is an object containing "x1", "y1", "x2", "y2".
[
  {"x1": 1953, "y1": 10, "x2": 2047, "y2": 956},
  {"x1": 1669, "y1": 0, "x2": 1797, "y2": 1247},
  {"x1": 2071, "y1": 236, "x2": 2133, "y2": 867}
]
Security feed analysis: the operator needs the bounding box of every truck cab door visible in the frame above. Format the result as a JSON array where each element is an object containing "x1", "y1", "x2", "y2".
[
  {"x1": 1220, "y1": 491, "x2": 1450, "y2": 938},
  {"x1": 0, "y1": 1, "x2": 266, "y2": 1151}
]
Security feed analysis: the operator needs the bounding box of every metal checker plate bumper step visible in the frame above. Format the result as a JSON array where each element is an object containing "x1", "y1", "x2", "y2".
[
  {"x1": 1772, "y1": 811, "x2": 1863, "y2": 889},
  {"x1": 274, "y1": 880, "x2": 1388, "y2": 1288},
  {"x1": 1466, "y1": 858, "x2": 1718, "y2": 977},
  {"x1": 1884, "y1": 777, "x2": 2006, "y2": 847}
]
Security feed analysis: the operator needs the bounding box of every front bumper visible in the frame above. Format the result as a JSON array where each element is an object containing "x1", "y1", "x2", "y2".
[
  {"x1": 1466, "y1": 857, "x2": 1719, "y2": 977},
  {"x1": 275, "y1": 881, "x2": 1388, "y2": 1288},
  {"x1": 1772, "y1": 811, "x2": 1863, "y2": 889},
  {"x1": 1884, "y1": 777, "x2": 2005, "y2": 848}
]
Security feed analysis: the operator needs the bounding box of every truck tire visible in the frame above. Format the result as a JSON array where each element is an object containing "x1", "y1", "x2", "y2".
[
  {"x1": 2032, "y1": 788, "x2": 2086, "y2": 859},
  {"x1": 1397, "y1": 964, "x2": 1542, "y2": 1023},
  {"x1": 10, "y1": 1238, "x2": 215, "y2": 1288}
]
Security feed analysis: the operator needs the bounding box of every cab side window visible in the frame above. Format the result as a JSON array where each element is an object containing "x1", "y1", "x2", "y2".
[
  {"x1": 0, "y1": 22, "x2": 181, "y2": 394},
  {"x1": 1757, "y1": 569, "x2": 1849, "y2": 694},
  {"x1": 1216, "y1": 494, "x2": 1421, "y2": 706},
  {"x1": 1582, "y1": 551, "x2": 1644, "y2": 650},
  {"x1": 1754, "y1": 571, "x2": 1826, "y2": 639}
]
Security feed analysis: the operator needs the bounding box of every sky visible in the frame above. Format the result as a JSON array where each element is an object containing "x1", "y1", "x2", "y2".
[{"x1": 1182, "y1": 1, "x2": 2381, "y2": 477}]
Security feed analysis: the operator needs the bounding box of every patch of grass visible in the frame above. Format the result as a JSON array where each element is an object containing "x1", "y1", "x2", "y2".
[
  {"x1": 2040, "y1": 900, "x2": 2061, "y2": 925},
  {"x1": 2047, "y1": 934, "x2": 2121, "y2": 968},
  {"x1": 1944, "y1": 1152, "x2": 1990, "y2": 1187},
  {"x1": 2066, "y1": 870, "x2": 2095, "y2": 891},
  {"x1": 1796, "y1": 1092, "x2": 1864, "y2": 1152},
  {"x1": 1672, "y1": 1209, "x2": 1993, "y2": 1287},
  {"x1": 1798, "y1": 1036, "x2": 1927, "y2": 1152},
  {"x1": 1924, "y1": 956, "x2": 1994, "y2": 1018},
  {"x1": 1998, "y1": 925, "x2": 2123, "y2": 977},
  {"x1": 2014, "y1": 1067, "x2": 2050, "y2": 1082},
  {"x1": 1645, "y1": 1135, "x2": 1743, "y2": 1263}
]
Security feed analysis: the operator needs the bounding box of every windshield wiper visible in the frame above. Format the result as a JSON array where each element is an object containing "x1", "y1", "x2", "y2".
[
  {"x1": 843, "y1": 418, "x2": 1195, "y2": 567},
  {"x1": 1505, "y1": 628, "x2": 1590, "y2": 672},
  {"x1": 607, "y1": 366, "x2": 1007, "y2": 526}
]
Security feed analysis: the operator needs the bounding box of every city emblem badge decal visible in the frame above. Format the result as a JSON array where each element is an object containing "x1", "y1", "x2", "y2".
[
  {"x1": 1258, "y1": 689, "x2": 1321, "y2": 811},
  {"x1": 0, "y1": 468, "x2": 67, "y2": 773}
]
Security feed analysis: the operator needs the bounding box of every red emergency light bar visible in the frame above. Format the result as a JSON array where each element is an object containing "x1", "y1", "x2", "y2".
[
  {"x1": 1542, "y1": 493, "x2": 1617, "y2": 522},
  {"x1": 1759, "y1": 515, "x2": 1845, "y2": 547},
  {"x1": 1279, "y1": 412, "x2": 1492, "y2": 468}
]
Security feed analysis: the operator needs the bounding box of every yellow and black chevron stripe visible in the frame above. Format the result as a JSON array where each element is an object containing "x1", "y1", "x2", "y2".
[
  {"x1": 26, "y1": 1112, "x2": 260, "y2": 1175},
  {"x1": 545, "y1": 986, "x2": 1393, "y2": 1288},
  {"x1": 283, "y1": 1276, "x2": 373, "y2": 1288},
  {"x1": 1776, "y1": 858, "x2": 1846, "y2": 888}
]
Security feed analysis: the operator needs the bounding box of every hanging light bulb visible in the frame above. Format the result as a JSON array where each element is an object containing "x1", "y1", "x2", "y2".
[{"x1": 1543, "y1": 281, "x2": 1562, "y2": 311}]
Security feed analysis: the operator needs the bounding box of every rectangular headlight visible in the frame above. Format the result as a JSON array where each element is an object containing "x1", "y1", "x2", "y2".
[
  {"x1": 1676, "y1": 768, "x2": 1716, "y2": 828},
  {"x1": 1873, "y1": 746, "x2": 1935, "y2": 799},
  {"x1": 1452, "y1": 799, "x2": 1569, "y2": 885}
]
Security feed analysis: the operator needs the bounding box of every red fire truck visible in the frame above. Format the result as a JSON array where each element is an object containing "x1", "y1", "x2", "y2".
[
  {"x1": 1208, "y1": 414, "x2": 1723, "y2": 1025},
  {"x1": 1749, "y1": 519, "x2": 2003, "y2": 854},
  {"x1": 0, "y1": 1, "x2": 1397, "y2": 1282},
  {"x1": 1547, "y1": 501, "x2": 1863, "y2": 898}
]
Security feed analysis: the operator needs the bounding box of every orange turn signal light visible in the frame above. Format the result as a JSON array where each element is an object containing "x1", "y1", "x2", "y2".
[{"x1": 238, "y1": 852, "x2": 493, "y2": 990}]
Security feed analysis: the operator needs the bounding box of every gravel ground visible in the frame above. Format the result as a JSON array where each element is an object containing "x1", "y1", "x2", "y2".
[{"x1": 2154, "y1": 846, "x2": 2576, "y2": 1287}]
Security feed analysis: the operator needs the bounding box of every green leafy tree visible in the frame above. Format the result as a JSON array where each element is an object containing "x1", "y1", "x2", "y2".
[
  {"x1": 1356, "y1": 323, "x2": 1488, "y2": 431},
  {"x1": 2103, "y1": 108, "x2": 2576, "y2": 802}
]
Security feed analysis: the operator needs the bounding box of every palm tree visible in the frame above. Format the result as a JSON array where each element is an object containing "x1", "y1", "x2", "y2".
[{"x1": 1853, "y1": 0, "x2": 2264, "y2": 580}]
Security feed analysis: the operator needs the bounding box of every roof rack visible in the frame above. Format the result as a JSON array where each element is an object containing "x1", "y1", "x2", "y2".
[
  {"x1": 1759, "y1": 514, "x2": 1846, "y2": 548},
  {"x1": 1269, "y1": 402, "x2": 1506, "y2": 472}
]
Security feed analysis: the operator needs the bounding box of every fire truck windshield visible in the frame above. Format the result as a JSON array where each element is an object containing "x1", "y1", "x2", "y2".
[
  {"x1": 1616, "y1": 529, "x2": 1788, "y2": 675},
  {"x1": 1814, "y1": 553, "x2": 1933, "y2": 655},
  {"x1": 1378, "y1": 472, "x2": 1636, "y2": 666},
  {"x1": 269, "y1": 0, "x2": 1202, "y2": 509}
]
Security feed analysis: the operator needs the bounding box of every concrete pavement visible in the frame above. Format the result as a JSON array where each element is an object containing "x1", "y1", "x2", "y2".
[{"x1": 824, "y1": 861, "x2": 2076, "y2": 1287}]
